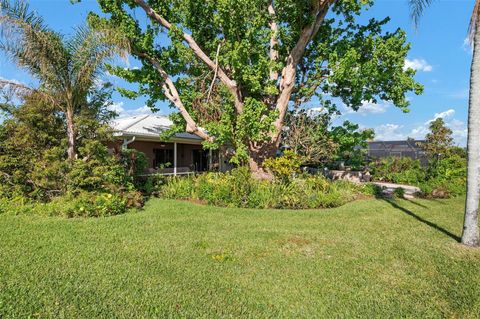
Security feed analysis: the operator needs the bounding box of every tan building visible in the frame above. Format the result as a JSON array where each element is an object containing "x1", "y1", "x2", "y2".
[{"x1": 110, "y1": 115, "x2": 230, "y2": 175}]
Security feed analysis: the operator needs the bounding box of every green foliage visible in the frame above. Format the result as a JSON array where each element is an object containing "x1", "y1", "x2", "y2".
[
  {"x1": 0, "y1": 0, "x2": 122, "y2": 161},
  {"x1": 419, "y1": 118, "x2": 453, "y2": 160},
  {"x1": 264, "y1": 150, "x2": 302, "y2": 182},
  {"x1": 89, "y1": 0, "x2": 421, "y2": 164},
  {"x1": 159, "y1": 168, "x2": 360, "y2": 209},
  {"x1": 0, "y1": 93, "x2": 64, "y2": 199},
  {"x1": 119, "y1": 148, "x2": 148, "y2": 179},
  {"x1": 371, "y1": 119, "x2": 465, "y2": 198},
  {"x1": 66, "y1": 141, "x2": 133, "y2": 193},
  {"x1": 330, "y1": 120, "x2": 374, "y2": 169},
  {"x1": 371, "y1": 153, "x2": 466, "y2": 198},
  {"x1": 11, "y1": 192, "x2": 128, "y2": 217},
  {"x1": 0, "y1": 95, "x2": 146, "y2": 216},
  {"x1": 282, "y1": 108, "x2": 338, "y2": 166},
  {"x1": 393, "y1": 187, "x2": 406, "y2": 199},
  {"x1": 370, "y1": 157, "x2": 426, "y2": 185}
]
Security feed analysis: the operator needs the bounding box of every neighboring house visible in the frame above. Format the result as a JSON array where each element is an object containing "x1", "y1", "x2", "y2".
[
  {"x1": 110, "y1": 115, "x2": 230, "y2": 175},
  {"x1": 367, "y1": 139, "x2": 427, "y2": 163}
]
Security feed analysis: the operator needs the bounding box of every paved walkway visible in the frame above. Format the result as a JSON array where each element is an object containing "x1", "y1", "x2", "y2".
[{"x1": 371, "y1": 182, "x2": 421, "y2": 199}]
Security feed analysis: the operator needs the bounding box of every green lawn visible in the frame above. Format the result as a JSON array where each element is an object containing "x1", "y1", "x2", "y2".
[{"x1": 1, "y1": 197, "x2": 480, "y2": 318}]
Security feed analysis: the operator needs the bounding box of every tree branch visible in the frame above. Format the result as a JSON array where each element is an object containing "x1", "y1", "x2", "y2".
[
  {"x1": 268, "y1": 1, "x2": 279, "y2": 82},
  {"x1": 271, "y1": 0, "x2": 332, "y2": 145},
  {"x1": 137, "y1": 52, "x2": 213, "y2": 142},
  {"x1": 206, "y1": 43, "x2": 221, "y2": 103},
  {"x1": 133, "y1": 0, "x2": 243, "y2": 113}
]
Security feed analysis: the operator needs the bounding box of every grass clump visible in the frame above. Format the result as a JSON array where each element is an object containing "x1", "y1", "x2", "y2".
[{"x1": 159, "y1": 167, "x2": 362, "y2": 209}]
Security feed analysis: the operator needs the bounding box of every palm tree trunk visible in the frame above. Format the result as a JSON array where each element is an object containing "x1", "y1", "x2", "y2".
[
  {"x1": 462, "y1": 26, "x2": 480, "y2": 247},
  {"x1": 66, "y1": 107, "x2": 76, "y2": 161}
]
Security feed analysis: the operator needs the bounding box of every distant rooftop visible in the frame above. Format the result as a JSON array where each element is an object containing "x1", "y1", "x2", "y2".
[{"x1": 110, "y1": 115, "x2": 202, "y2": 141}]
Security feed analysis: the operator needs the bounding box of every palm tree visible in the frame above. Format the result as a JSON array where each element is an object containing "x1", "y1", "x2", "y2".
[
  {"x1": 0, "y1": 0, "x2": 125, "y2": 160},
  {"x1": 410, "y1": 0, "x2": 480, "y2": 246}
]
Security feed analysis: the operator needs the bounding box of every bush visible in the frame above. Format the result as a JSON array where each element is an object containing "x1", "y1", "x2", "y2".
[
  {"x1": 370, "y1": 157, "x2": 426, "y2": 184},
  {"x1": 13, "y1": 192, "x2": 130, "y2": 217},
  {"x1": 264, "y1": 150, "x2": 302, "y2": 182},
  {"x1": 159, "y1": 168, "x2": 360, "y2": 209},
  {"x1": 370, "y1": 155, "x2": 466, "y2": 198}
]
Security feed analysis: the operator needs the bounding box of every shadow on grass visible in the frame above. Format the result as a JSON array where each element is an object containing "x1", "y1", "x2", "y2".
[
  {"x1": 404, "y1": 199, "x2": 429, "y2": 209},
  {"x1": 384, "y1": 199, "x2": 460, "y2": 242}
]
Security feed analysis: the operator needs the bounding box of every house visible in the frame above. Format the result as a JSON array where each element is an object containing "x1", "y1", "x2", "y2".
[
  {"x1": 367, "y1": 139, "x2": 427, "y2": 164},
  {"x1": 110, "y1": 115, "x2": 230, "y2": 175}
]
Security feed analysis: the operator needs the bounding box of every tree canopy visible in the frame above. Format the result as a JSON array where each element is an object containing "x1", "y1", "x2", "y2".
[{"x1": 88, "y1": 0, "x2": 422, "y2": 175}]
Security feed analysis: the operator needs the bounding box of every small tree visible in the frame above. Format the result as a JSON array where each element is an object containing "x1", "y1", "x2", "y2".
[
  {"x1": 89, "y1": 0, "x2": 422, "y2": 177},
  {"x1": 282, "y1": 108, "x2": 338, "y2": 166},
  {"x1": 0, "y1": 0, "x2": 124, "y2": 160},
  {"x1": 330, "y1": 120, "x2": 374, "y2": 169},
  {"x1": 420, "y1": 117, "x2": 453, "y2": 160}
]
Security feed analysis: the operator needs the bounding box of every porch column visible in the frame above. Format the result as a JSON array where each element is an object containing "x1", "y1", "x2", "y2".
[
  {"x1": 208, "y1": 149, "x2": 213, "y2": 171},
  {"x1": 174, "y1": 142, "x2": 177, "y2": 176}
]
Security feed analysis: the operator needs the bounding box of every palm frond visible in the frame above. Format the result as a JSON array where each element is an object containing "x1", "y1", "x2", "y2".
[
  {"x1": 67, "y1": 25, "x2": 129, "y2": 103},
  {"x1": 408, "y1": 0, "x2": 435, "y2": 27},
  {"x1": 0, "y1": 0, "x2": 69, "y2": 94},
  {"x1": 0, "y1": 0, "x2": 49, "y2": 34}
]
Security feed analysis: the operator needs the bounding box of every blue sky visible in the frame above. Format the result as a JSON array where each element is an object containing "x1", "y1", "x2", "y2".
[{"x1": 0, "y1": 0, "x2": 474, "y2": 144}]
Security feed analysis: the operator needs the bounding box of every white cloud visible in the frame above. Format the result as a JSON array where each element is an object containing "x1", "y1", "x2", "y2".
[
  {"x1": 404, "y1": 58, "x2": 433, "y2": 72},
  {"x1": 408, "y1": 108, "x2": 467, "y2": 145},
  {"x1": 107, "y1": 101, "x2": 125, "y2": 114},
  {"x1": 372, "y1": 108, "x2": 467, "y2": 145},
  {"x1": 374, "y1": 124, "x2": 406, "y2": 141},
  {"x1": 433, "y1": 109, "x2": 455, "y2": 121},
  {"x1": 108, "y1": 102, "x2": 159, "y2": 118},
  {"x1": 342, "y1": 100, "x2": 391, "y2": 116},
  {"x1": 463, "y1": 37, "x2": 472, "y2": 52}
]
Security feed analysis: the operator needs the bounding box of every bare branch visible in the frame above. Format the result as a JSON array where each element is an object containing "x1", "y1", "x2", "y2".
[
  {"x1": 206, "y1": 43, "x2": 221, "y2": 103},
  {"x1": 137, "y1": 52, "x2": 213, "y2": 142},
  {"x1": 272, "y1": 0, "x2": 332, "y2": 145},
  {"x1": 268, "y1": 1, "x2": 279, "y2": 82},
  {"x1": 133, "y1": 0, "x2": 243, "y2": 113}
]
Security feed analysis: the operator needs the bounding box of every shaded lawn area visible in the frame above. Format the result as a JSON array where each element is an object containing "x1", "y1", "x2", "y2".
[{"x1": 1, "y1": 197, "x2": 480, "y2": 318}]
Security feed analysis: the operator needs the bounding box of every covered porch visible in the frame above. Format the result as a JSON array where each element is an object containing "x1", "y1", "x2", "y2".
[
  {"x1": 125, "y1": 139, "x2": 220, "y2": 175},
  {"x1": 110, "y1": 115, "x2": 230, "y2": 175}
]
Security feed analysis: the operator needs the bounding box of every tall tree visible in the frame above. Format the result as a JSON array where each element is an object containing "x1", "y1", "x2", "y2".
[
  {"x1": 409, "y1": 0, "x2": 480, "y2": 247},
  {"x1": 0, "y1": 0, "x2": 124, "y2": 160},
  {"x1": 89, "y1": 0, "x2": 422, "y2": 178}
]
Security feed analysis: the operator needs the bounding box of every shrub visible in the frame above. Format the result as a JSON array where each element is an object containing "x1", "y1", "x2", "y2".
[
  {"x1": 264, "y1": 150, "x2": 302, "y2": 182},
  {"x1": 161, "y1": 175, "x2": 195, "y2": 200},
  {"x1": 370, "y1": 155, "x2": 466, "y2": 199},
  {"x1": 40, "y1": 192, "x2": 128, "y2": 217},
  {"x1": 159, "y1": 168, "x2": 360, "y2": 209},
  {"x1": 370, "y1": 157, "x2": 426, "y2": 184},
  {"x1": 67, "y1": 141, "x2": 133, "y2": 193}
]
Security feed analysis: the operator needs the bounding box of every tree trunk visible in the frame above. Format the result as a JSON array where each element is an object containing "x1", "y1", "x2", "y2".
[
  {"x1": 66, "y1": 107, "x2": 76, "y2": 161},
  {"x1": 247, "y1": 142, "x2": 277, "y2": 180},
  {"x1": 462, "y1": 27, "x2": 480, "y2": 247}
]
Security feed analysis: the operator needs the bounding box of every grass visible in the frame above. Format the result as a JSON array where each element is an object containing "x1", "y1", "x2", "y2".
[{"x1": 1, "y1": 197, "x2": 480, "y2": 318}]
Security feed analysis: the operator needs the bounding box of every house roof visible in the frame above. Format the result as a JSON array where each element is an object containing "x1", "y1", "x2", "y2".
[
  {"x1": 368, "y1": 140, "x2": 425, "y2": 152},
  {"x1": 110, "y1": 115, "x2": 203, "y2": 141}
]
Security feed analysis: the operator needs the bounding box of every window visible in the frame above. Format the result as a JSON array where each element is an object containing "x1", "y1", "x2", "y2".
[{"x1": 154, "y1": 148, "x2": 174, "y2": 168}]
